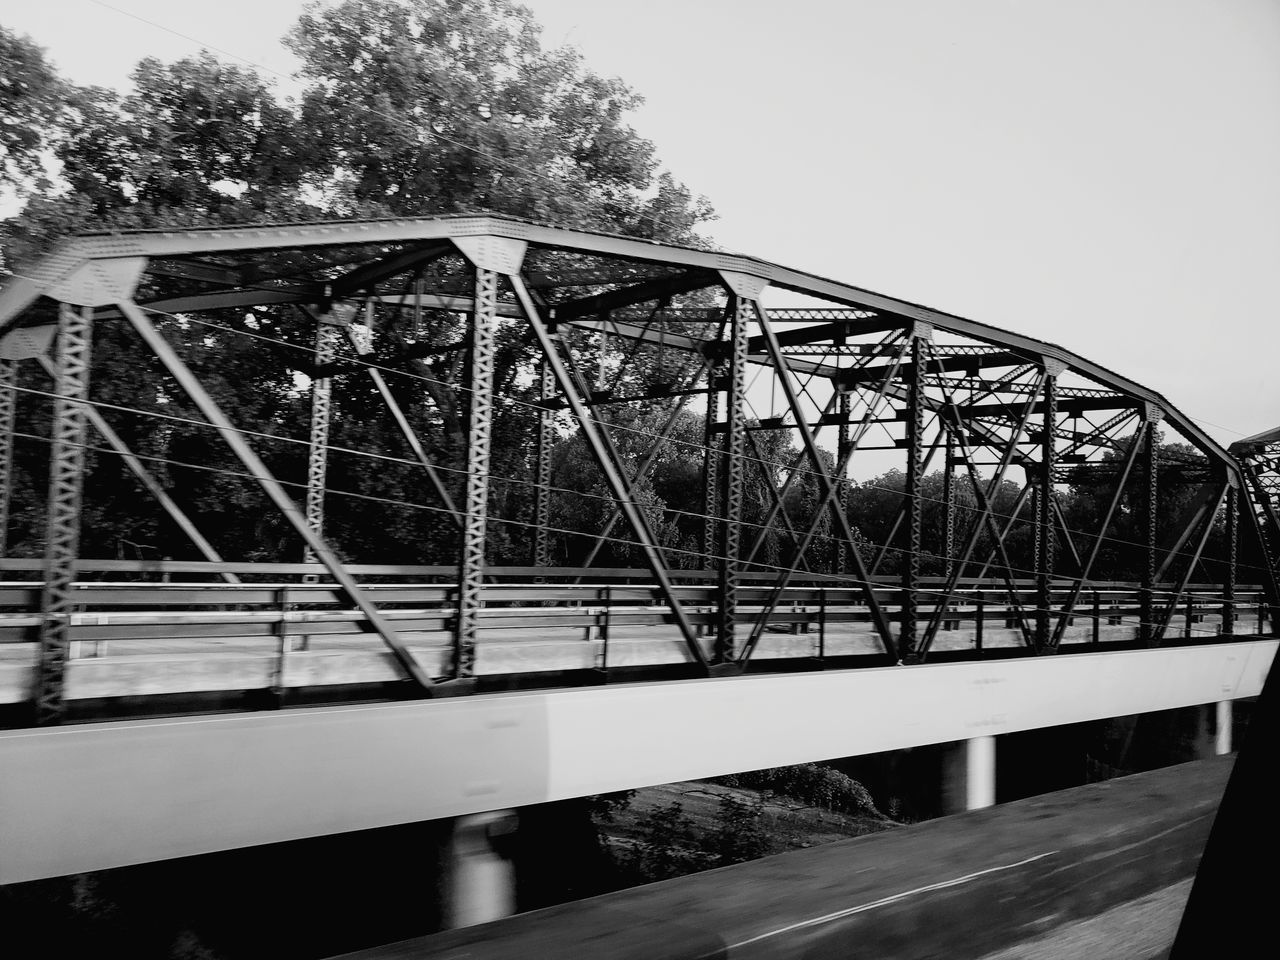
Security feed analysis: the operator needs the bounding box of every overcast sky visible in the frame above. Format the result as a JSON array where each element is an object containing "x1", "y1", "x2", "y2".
[{"x1": 3, "y1": 0, "x2": 1277, "y2": 447}]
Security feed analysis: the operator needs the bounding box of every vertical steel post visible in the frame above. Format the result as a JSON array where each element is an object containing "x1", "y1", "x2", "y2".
[
  {"x1": 1035, "y1": 366, "x2": 1059, "y2": 650},
  {"x1": 454, "y1": 268, "x2": 498, "y2": 678},
  {"x1": 715, "y1": 295, "x2": 748, "y2": 663},
  {"x1": 900, "y1": 332, "x2": 925, "y2": 663},
  {"x1": 36, "y1": 304, "x2": 92, "y2": 724},
  {"x1": 533, "y1": 359, "x2": 554, "y2": 568},
  {"x1": 836, "y1": 390, "x2": 851, "y2": 575},
  {"x1": 1141, "y1": 419, "x2": 1159, "y2": 644},
  {"x1": 0, "y1": 358, "x2": 16, "y2": 557},
  {"x1": 303, "y1": 314, "x2": 342, "y2": 573},
  {"x1": 703, "y1": 357, "x2": 723, "y2": 567},
  {"x1": 1223, "y1": 484, "x2": 1237, "y2": 635},
  {"x1": 942, "y1": 434, "x2": 955, "y2": 581}
]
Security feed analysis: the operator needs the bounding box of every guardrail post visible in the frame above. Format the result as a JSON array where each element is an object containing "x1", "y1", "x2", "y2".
[
  {"x1": 271, "y1": 586, "x2": 291, "y2": 703},
  {"x1": 974, "y1": 592, "x2": 984, "y2": 654},
  {"x1": 1092, "y1": 590, "x2": 1100, "y2": 644},
  {"x1": 599, "y1": 585, "x2": 611, "y2": 675},
  {"x1": 818, "y1": 587, "x2": 827, "y2": 662},
  {"x1": 36, "y1": 304, "x2": 93, "y2": 725}
]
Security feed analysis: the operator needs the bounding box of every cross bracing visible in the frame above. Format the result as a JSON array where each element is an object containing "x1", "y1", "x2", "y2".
[{"x1": 0, "y1": 214, "x2": 1275, "y2": 722}]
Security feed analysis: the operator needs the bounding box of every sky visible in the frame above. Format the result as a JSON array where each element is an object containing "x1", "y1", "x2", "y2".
[{"x1": 2, "y1": 0, "x2": 1277, "y2": 449}]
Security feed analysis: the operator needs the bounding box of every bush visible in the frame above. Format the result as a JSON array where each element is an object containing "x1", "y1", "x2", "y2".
[
  {"x1": 623, "y1": 801, "x2": 714, "y2": 881},
  {"x1": 707, "y1": 794, "x2": 771, "y2": 866},
  {"x1": 715, "y1": 764, "x2": 885, "y2": 818}
]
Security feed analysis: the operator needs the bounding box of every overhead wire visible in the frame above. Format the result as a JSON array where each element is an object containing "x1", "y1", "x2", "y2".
[
  {"x1": 5, "y1": 293, "x2": 1262, "y2": 585},
  {"x1": 7, "y1": 383, "x2": 1265, "y2": 598},
  {"x1": 7, "y1": 425, "x2": 1262, "y2": 644},
  {"x1": 143, "y1": 307, "x2": 1267, "y2": 578}
]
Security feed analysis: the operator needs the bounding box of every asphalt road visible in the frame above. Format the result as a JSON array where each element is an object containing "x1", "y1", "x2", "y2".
[{"x1": 332, "y1": 757, "x2": 1229, "y2": 960}]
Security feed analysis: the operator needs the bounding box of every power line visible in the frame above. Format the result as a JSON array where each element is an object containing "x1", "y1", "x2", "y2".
[
  {"x1": 17, "y1": 315, "x2": 1252, "y2": 582},
  {"x1": 8, "y1": 365, "x2": 1268, "y2": 588},
  {"x1": 9, "y1": 425, "x2": 1261, "y2": 643},
  {"x1": 148, "y1": 309, "x2": 1259, "y2": 575}
]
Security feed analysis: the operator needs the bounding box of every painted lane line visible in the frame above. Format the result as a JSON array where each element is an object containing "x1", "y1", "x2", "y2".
[{"x1": 727, "y1": 850, "x2": 1059, "y2": 950}]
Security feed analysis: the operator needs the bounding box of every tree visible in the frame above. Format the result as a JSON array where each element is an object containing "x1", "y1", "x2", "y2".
[
  {"x1": 0, "y1": 0, "x2": 717, "y2": 566},
  {"x1": 285, "y1": 0, "x2": 712, "y2": 239},
  {"x1": 0, "y1": 27, "x2": 66, "y2": 198}
]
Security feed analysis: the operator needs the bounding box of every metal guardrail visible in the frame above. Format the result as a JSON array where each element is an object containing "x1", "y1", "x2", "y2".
[
  {"x1": 0, "y1": 562, "x2": 1267, "y2": 717},
  {"x1": 0, "y1": 569, "x2": 1265, "y2": 649}
]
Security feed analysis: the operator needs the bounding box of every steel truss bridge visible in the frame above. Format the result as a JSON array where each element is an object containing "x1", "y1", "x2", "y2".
[{"x1": 0, "y1": 214, "x2": 1276, "y2": 726}]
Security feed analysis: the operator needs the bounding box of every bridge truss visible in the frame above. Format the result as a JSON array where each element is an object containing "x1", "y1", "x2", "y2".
[{"x1": 0, "y1": 215, "x2": 1276, "y2": 722}]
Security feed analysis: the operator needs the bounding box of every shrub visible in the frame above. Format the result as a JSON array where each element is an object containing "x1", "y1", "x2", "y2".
[{"x1": 715, "y1": 764, "x2": 886, "y2": 818}]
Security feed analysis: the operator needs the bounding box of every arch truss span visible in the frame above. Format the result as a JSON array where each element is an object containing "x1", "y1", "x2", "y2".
[{"x1": 0, "y1": 214, "x2": 1274, "y2": 723}]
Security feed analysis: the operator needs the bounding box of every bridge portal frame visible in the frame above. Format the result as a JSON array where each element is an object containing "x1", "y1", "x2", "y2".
[{"x1": 0, "y1": 214, "x2": 1275, "y2": 722}]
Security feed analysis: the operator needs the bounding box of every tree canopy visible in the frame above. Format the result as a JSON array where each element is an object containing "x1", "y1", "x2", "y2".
[
  {"x1": 1, "y1": 0, "x2": 713, "y2": 271},
  {"x1": 0, "y1": 1, "x2": 724, "y2": 566}
]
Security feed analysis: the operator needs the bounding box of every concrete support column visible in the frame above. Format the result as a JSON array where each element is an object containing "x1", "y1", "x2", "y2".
[
  {"x1": 943, "y1": 735, "x2": 997, "y2": 814},
  {"x1": 1215, "y1": 701, "x2": 1232, "y2": 756},
  {"x1": 442, "y1": 810, "x2": 518, "y2": 930}
]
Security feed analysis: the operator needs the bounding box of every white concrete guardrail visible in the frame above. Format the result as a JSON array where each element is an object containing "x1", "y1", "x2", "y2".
[{"x1": 0, "y1": 638, "x2": 1273, "y2": 884}]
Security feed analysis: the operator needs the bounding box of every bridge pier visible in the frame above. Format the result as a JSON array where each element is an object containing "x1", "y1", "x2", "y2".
[
  {"x1": 1215, "y1": 700, "x2": 1232, "y2": 755},
  {"x1": 941, "y1": 735, "x2": 996, "y2": 814},
  {"x1": 442, "y1": 811, "x2": 519, "y2": 929},
  {"x1": 440, "y1": 800, "x2": 611, "y2": 929}
]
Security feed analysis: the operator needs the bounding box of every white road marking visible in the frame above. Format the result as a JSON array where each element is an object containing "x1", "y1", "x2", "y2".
[{"x1": 727, "y1": 850, "x2": 1059, "y2": 950}]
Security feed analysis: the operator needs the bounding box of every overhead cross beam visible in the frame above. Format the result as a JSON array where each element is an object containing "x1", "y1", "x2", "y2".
[
  {"x1": 841, "y1": 350, "x2": 1031, "y2": 387},
  {"x1": 548, "y1": 269, "x2": 718, "y2": 321},
  {"x1": 330, "y1": 241, "x2": 453, "y2": 297}
]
